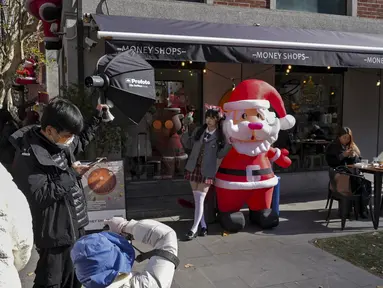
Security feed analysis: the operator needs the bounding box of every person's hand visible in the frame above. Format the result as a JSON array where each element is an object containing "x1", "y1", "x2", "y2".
[
  {"x1": 96, "y1": 104, "x2": 114, "y2": 122},
  {"x1": 104, "y1": 217, "x2": 129, "y2": 234},
  {"x1": 343, "y1": 149, "x2": 352, "y2": 157},
  {"x1": 72, "y1": 161, "x2": 91, "y2": 176},
  {"x1": 96, "y1": 103, "x2": 109, "y2": 111}
]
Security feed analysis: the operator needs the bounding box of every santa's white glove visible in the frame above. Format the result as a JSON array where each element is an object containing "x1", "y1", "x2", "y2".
[
  {"x1": 104, "y1": 217, "x2": 129, "y2": 234},
  {"x1": 97, "y1": 104, "x2": 115, "y2": 122}
]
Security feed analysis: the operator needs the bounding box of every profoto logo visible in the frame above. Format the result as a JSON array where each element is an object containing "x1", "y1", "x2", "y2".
[{"x1": 125, "y1": 78, "x2": 151, "y2": 88}]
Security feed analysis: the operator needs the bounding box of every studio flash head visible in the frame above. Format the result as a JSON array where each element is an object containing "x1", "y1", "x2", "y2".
[{"x1": 84, "y1": 74, "x2": 109, "y2": 89}]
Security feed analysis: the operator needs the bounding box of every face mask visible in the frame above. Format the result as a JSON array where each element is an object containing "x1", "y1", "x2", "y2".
[{"x1": 56, "y1": 135, "x2": 74, "y2": 149}]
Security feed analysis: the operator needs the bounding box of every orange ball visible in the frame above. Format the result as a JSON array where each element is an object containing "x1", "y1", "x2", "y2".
[
  {"x1": 153, "y1": 120, "x2": 162, "y2": 130},
  {"x1": 165, "y1": 120, "x2": 174, "y2": 129}
]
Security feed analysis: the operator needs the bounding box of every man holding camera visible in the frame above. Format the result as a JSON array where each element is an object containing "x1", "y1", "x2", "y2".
[{"x1": 10, "y1": 98, "x2": 112, "y2": 288}]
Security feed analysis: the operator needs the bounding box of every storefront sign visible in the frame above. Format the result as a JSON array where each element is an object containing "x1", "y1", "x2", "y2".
[
  {"x1": 106, "y1": 41, "x2": 204, "y2": 61},
  {"x1": 81, "y1": 160, "x2": 126, "y2": 231},
  {"x1": 252, "y1": 51, "x2": 310, "y2": 61},
  {"x1": 106, "y1": 40, "x2": 383, "y2": 69}
]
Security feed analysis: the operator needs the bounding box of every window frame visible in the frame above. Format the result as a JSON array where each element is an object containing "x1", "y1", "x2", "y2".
[
  {"x1": 273, "y1": 66, "x2": 345, "y2": 174},
  {"x1": 269, "y1": 0, "x2": 357, "y2": 17}
]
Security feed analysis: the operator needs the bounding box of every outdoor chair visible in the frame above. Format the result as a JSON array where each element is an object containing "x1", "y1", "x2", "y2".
[{"x1": 326, "y1": 167, "x2": 369, "y2": 230}]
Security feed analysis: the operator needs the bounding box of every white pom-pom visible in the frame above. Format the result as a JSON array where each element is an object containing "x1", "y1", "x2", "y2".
[{"x1": 279, "y1": 115, "x2": 296, "y2": 130}]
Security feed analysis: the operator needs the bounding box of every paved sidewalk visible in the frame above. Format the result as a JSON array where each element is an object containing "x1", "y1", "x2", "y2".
[{"x1": 20, "y1": 195, "x2": 383, "y2": 288}]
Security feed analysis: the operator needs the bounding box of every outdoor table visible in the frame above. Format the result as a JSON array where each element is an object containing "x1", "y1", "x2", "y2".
[{"x1": 348, "y1": 164, "x2": 383, "y2": 230}]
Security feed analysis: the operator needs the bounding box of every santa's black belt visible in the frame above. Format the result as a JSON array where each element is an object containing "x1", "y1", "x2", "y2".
[{"x1": 218, "y1": 167, "x2": 272, "y2": 176}]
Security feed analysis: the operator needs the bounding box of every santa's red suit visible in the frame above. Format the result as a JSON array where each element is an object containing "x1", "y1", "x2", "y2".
[
  {"x1": 215, "y1": 146, "x2": 291, "y2": 213},
  {"x1": 25, "y1": 0, "x2": 63, "y2": 50}
]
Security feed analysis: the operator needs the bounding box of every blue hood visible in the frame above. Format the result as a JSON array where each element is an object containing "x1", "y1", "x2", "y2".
[{"x1": 71, "y1": 232, "x2": 135, "y2": 288}]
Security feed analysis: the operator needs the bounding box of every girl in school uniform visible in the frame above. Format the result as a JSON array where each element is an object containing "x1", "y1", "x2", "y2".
[{"x1": 181, "y1": 105, "x2": 231, "y2": 240}]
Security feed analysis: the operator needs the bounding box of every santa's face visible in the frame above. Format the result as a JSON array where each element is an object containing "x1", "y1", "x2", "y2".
[{"x1": 223, "y1": 107, "x2": 281, "y2": 156}]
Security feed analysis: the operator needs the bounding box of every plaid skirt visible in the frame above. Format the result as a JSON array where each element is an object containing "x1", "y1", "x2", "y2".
[{"x1": 184, "y1": 165, "x2": 214, "y2": 185}]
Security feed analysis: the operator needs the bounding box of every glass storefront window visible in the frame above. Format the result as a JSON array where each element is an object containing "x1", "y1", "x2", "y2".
[
  {"x1": 273, "y1": 69, "x2": 343, "y2": 173},
  {"x1": 276, "y1": 0, "x2": 347, "y2": 15},
  {"x1": 124, "y1": 68, "x2": 202, "y2": 181}
]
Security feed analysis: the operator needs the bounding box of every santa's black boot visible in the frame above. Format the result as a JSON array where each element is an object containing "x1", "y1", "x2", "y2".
[
  {"x1": 219, "y1": 211, "x2": 245, "y2": 233},
  {"x1": 249, "y1": 209, "x2": 279, "y2": 230}
]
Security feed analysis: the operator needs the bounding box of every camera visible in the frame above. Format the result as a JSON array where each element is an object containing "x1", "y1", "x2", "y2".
[
  {"x1": 84, "y1": 74, "x2": 109, "y2": 88},
  {"x1": 85, "y1": 37, "x2": 98, "y2": 49}
]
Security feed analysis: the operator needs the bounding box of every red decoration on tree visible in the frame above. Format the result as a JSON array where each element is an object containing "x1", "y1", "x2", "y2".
[
  {"x1": 15, "y1": 58, "x2": 38, "y2": 85},
  {"x1": 25, "y1": 0, "x2": 63, "y2": 50}
]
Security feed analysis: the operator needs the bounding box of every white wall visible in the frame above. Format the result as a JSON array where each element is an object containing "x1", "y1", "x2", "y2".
[
  {"x1": 45, "y1": 51, "x2": 59, "y2": 97},
  {"x1": 62, "y1": 19, "x2": 79, "y2": 86},
  {"x1": 343, "y1": 69, "x2": 380, "y2": 160}
]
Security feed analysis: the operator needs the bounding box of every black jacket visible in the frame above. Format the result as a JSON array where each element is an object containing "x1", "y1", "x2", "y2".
[
  {"x1": 325, "y1": 139, "x2": 361, "y2": 168},
  {"x1": 10, "y1": 115, "x2": 101, "y2": 249},
  {"x1": 0, "y1": 120, "x2": 19, "y2": 172}
]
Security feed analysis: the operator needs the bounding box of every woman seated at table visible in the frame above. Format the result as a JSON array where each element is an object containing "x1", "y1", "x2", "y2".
[
  {"x1": 325, "y1": 127, "x2": 370, "y2": 218},
  {"x1": 325, "y1": 127, "x2": 361, "y2": 167}
]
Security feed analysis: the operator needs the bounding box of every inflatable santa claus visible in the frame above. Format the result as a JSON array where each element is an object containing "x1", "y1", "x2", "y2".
[
  {"x1": 25, "y1": 0, "x2": 63, "y2": 50},
  {"x1": 15, "y1": 58, "x2": 37, "y2": 85},
  {"x1": 215, "y1": 79, "x2": 295, "y2": 232}
]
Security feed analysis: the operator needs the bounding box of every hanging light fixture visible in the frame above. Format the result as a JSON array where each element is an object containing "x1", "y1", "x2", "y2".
[
  {"x1": 189, "y1": 61, "x2": 193, "y2": 64},
  {"x1": 377, "y1": 80, "x2": 381, "y2": 87},
  {"x1": 181, "y1": 62, "x2": 185, "y2": 67},
  {"x1": 327, "y1": 66, "x2": 331, "y2": 70},
  {"x1": 203, "y1": 69, "x2": 207, "y2": 74},
  {"x1": 288, "y1": 65, "x2": 292, "y2": 69}
]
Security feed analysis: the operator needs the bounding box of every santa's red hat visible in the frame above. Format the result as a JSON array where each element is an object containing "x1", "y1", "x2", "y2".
[{"x1": 223, "y1": 79, "x2": 295, "y2": 130}]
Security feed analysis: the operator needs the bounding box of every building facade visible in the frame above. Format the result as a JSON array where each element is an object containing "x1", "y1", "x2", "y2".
[{"x1": 58, "y1": 0, "x2": 383, "y2": 218}]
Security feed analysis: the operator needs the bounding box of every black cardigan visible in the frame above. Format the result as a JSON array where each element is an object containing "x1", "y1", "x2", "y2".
[{"x1": 325, "y1": 140, "x2": 361, "y2": 168}]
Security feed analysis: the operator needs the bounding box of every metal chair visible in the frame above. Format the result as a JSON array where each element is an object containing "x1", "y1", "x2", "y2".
[
  {"x1": 325, "y1": 180, "x2": 331, "y2": 209},
  {"x1": 326, "y1": 167, "x2": 366, "y2": 230}
]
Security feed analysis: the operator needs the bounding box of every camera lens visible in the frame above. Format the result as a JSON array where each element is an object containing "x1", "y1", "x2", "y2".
[{"x1": 85, "y1": 75, "x2": 105, "y2": 88}]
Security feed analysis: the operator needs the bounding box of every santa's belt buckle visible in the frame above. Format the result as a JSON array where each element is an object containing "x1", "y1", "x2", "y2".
[{"x1": 246, "y1": 165, "x2": 261, "y2": 182}]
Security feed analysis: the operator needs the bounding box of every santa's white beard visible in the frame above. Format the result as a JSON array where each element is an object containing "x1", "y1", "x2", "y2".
[
  {"x1": 223, "y1": 118, "x2": 280, "y2": 157},
  {"x1": 232, "y1": 140, "x2": 271, "y2": 157}
]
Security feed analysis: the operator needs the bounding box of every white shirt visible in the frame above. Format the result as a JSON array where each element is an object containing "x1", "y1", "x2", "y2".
[
  {"x1": 106, "y1": 219, "x2": 178, "y2": 288},
  {"x1": 205, "y1": 128, "x2": 216, "y2": 135}
]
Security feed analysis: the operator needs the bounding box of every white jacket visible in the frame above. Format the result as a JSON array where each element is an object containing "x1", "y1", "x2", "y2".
[
  {"x1": 0, "y1": 164, "x2": 34, "y2": 288},
  {"x1": 107, "y1": 219, "x2": 178, "y2": 288}
]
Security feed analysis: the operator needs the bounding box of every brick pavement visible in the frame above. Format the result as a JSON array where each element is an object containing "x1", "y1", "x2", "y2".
[{"x1": 20, "y1": 197, "x2": 383, "y2": 288}]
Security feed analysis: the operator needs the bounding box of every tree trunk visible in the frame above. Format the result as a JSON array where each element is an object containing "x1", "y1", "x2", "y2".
[{"x1": 0, "y1": 0, "x2": 40, "y2": 111}]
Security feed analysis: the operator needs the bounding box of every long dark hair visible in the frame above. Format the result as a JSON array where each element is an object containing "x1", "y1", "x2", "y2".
[
  {"x1": 337, "y1": 126, "x2": 360, "y2": 156},
  {"x1": 194, "y1": 109, "x2": 225, "y2": 149}
]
